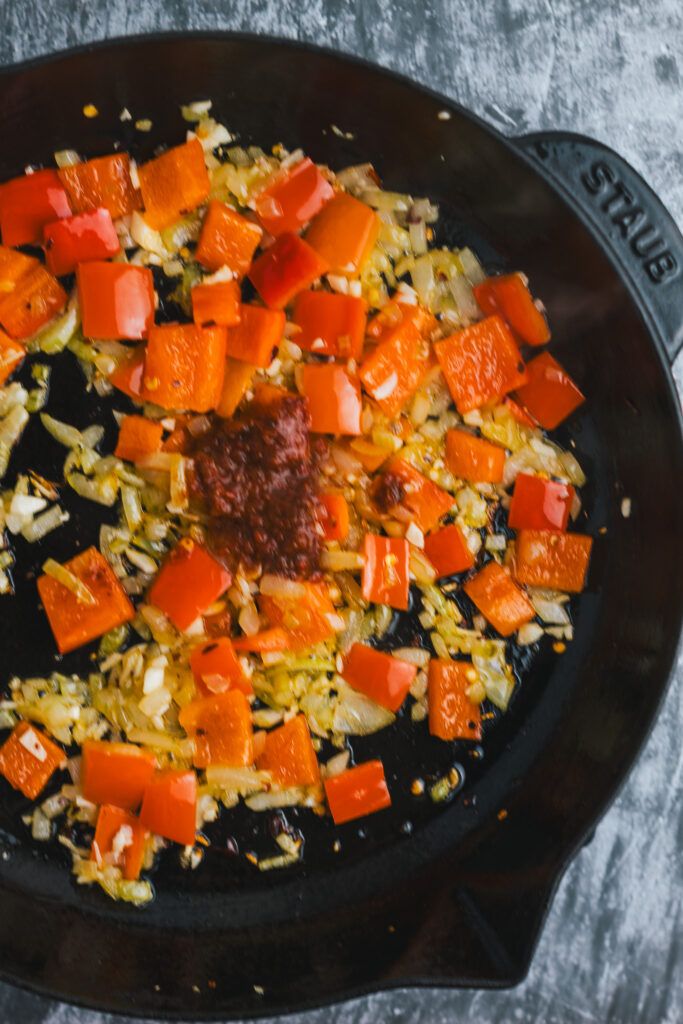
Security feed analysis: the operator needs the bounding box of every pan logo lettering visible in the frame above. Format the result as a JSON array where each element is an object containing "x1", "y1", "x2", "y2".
[{"x1": 581, "y1": 161, "x2": 679, "y2": 284}]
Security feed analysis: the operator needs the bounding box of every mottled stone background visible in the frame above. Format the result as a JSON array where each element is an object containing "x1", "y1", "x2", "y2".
[{"x1": 0, "y1": 2, "x2": 681, "y2": 1023}]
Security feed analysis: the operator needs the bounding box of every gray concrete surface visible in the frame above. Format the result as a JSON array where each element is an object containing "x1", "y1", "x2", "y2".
[{"x1": 0, "y1": 2, "x2": 681, "y2": 1022}]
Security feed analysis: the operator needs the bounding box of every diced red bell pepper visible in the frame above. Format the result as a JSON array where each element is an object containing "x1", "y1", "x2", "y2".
[
  {"x1": 0, "y1": 246, "x2": 67, "y2": 339},
  {"x1": 360, "y1": 318, "x2": 433, "y2": 418},
  {"x1": 178, "y1": 690, "x2": 253, "y2": 769},
  {"x1": 259, "y1": 581, "x2": 340, "y2": 651},
  {"x1": 374, "y1": 458, "x2": 453, "y2": 533},
  {"x1": 37, "y1": 547, "x2": 135, "y2": 654},
  {"x1": 341, "y1": 643, "x2": 417, "y2": 712},
  {"x1": 191, "y1": 280, "x2": 241, "y2": 327},
  {"x1": 58, "y1": 154, "x2": 141, "y2": 220},
  {"x1": 434, "y1": 315, "x2": 528, "y2": 413},
  {"x1": 216, "y1": 356, "x2": 257, "y2": 418},
  {"x1": 190, "y1": 637, "x2": 252, "y2": 696},
  {"x1": 224, "y1": 304, "x2": 285, "y2": 367},
  {"x1": 195, "y1": 200, "x2": 263, "y2": 276},
  {"x1": 0, "y1": 330, "x2": 25, "y2": 385},
  {"x1": 514, "y1": 352, "x2": 585, "y2": 430},
  {"x1": 142, "y1": 323, "x2": 227, "y2": 412},
  {"x1": 232, "y1": 627, "x2": 290, "y2": 653},
  {"x1": 318, "y1": 492, "x2": 349, "y2": 541},
  {"x1": 513, "y1": 529, "x2": 592, "y2": 593},
  {"x1": 473, "y1": 273, "x2": 550, "y2": 347},
  {"x1": 137, "y1": 137, "x2": 210, "y2": 230},
  {"x1": 139, "y1": 769, "x2": 197, "y2": 847},
  {"x1": 503, "y1": 395, "x2": 536, "y2": 428},
  {"x1": 301, "y1": 363, "x2": 362, "y2": 435},
  {"x1": 109, "y1": 345, "x2": 146, "y2": 399},
  {"x1": 324, "y1": 759, "x2": 391, "y2": 825},
  {"x1": 508, "y1": 473, "x2": 575, "y2": 532},
  {"x1": 366, "y1": 298, "x2": 436, "y2": 341},
  {"x1": 0, "y1": 169, "x2": 72, "y2": 247},
  {"x1": 428, "y1": 659, "x2": 482, "y2": 741},
  {"x1": 305, "y1": 192, "x2": 380, "y2": 275},
  {"x1": 114, "y1": 414, "x2": 164, "y2": 463},
  {"x1": 82, "y1": 741, "x2": 156, "y2": 811},
  {"x1": 0, "y1": 721, "x2": 65, "y2": 800},
  {"x1": 90, "y1": 804, "x2": 148, "y2": 880},
  {"x1": 292, "y1": 290, "x2": 367, "y2": 359},
  {"x1": 43, "y1": 207, "x2": 120, "y2": 276},
  {"x1": 423, "y1": 523, "x2": 475, "y2": 578},
  {"x1": 77, "y1": 262, "x2": 154, "y2": 341},
  {"x1": 445, "y1": 429, "x2": 506, "y2": 483},
  {"x1": 253, "y1": 157, "x2": 334, "y2": 236},
  {"x1": 248, "y1": 232, "x2": 330, "y2": 309},
  {"x1": 362, "y1": 534, "x2": 410, "y2": 610},
  {"x1": 464, "y1": 560, "x2": 535, "y2": 637},
  {"x1": 148, "y1": 538, "x2": 232, "y2": 632},
  {"x1": 255, "y1": 714, "x2": 320, "y2": 787}
]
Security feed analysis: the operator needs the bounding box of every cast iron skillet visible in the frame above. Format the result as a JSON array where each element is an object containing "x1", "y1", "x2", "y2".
[{"x1": 0, "y1": 33, "x2": 681, "y2": 1020}]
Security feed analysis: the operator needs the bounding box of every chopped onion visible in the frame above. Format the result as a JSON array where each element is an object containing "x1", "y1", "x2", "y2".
[{"x1": 42, "y1": 558, "x2": 96, "y2": 605}]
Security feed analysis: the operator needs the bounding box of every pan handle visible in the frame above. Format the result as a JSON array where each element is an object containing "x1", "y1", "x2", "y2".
[{"x1": 515, "y1": 131, "x2": 683, "y2": 366}]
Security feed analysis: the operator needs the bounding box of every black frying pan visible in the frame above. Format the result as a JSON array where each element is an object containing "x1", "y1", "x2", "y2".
[{"x1": 0, "y1": 33, "x2": 681, "y2": 1020}]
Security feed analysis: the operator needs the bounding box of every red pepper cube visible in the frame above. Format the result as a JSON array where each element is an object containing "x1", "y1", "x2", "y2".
[
  {"x1": 190, "y1": 637, "x2": 252, "y2": 696},
  {"x1": 77, "y1": 262, "x2": 155, "y2": 341},
  {"x1": 375, "y1": 458, "x2": 454, "y2": 534},
  {"x1": 37, "y1": 547, "x2": 135, "y2": 655},
  {"x1": 0, "y1": 721, "x2": 65, "y2": 800},
  {"x1": 191, "y1": 280, "x2": 241, "y2": 327},
  {"x1": 148, "y1": 538, "x2": 232, "y2": 632},
  {"x1": 434, "y1": 315, "x2": 528, "y2": 414},
  {"x1": 362, "y1": 535, "x2": 410, "y2": 610},
  {"x1": 360, "y1": 318, "x2": 434, "y2": 418},
  {"x1": 473, "y1": 273, "x2": 550, "y2": 347},
  {"x1": 82, "y1": 741, "x2": 157, "y2": 811},
  {"x1": 108, "y1": 345, "x2": 146, "y2": 399},
  {"x1": 253, "y1": 157, "x2": 334, "y2": 236},
  {"x1": 341, "y1": 643, "x2": 417, "y2": 713},
  {"x1": 43, "y1": 207, "x2": 120, "y2": 276},
  {"x1": 423, "y1": 523, "x2": 475, "y2": 578},
  {"x1": 318, "y1": 492, "x2": 349, "y2": 541},
  {"x1": 140, "y1": 769, "x2": 197, "y2": 847},
  {"x1": 305, "y1": 192, "x2": 380, "y2": 276},
  {"x1": 464, "y1": 560, "x2": 535, "y2": 637},
  {"x1": 0, "y1": 330, "x2": 26, "y2": 385},
  {"x1": 301, "y1": 363, "x2": 362, "y2": 435},
  {"x1": 0, "y1": 169, "x2": 72, "y2": 248},
  {"x1": 142, "y1": 323, "x2": 227, "y2": 412},
  {"x1": 224, "y1": 304, "x2": 285, "y2": 367},
  {"x1": 59, "y1": 154, "x2": 142, "y2": 221},
  {"x1": 324, "y1": 760, "x2": 391, "y2": 825},
  {"x1": 508, "y1": 473, "x2": 575, "y2": 532},
  {"x1": 428, "y1": 659, "x2": 482, "y2": 741},
  {"x1": 114, "y1": 414, "x2": 164, "y2": 463},
  {"x1": 255, "y1": 714, "x2": 320, "y2": 787},
  {"x1": 90, "y1": 804, "x2": 148, "y2": 880},
  {"x1": 259, "y1": 581, "x2": 340, "y2": 651},
  {"x1": 514, "y1": 352, "x2": 585, "y2": 430},
  {"x1": 293, "y1": 290, "x2": 367, "y2": 360},
  {"x1": 196, "y1": 200, "x2": 263, "y2": 276},
  {"x1": 178, "y1": 690, "x2": 253, "y2": 769},
  {"x1": 137, "y1": 137, "x2": 210, "y2": 231},
  {"x1": 248, "y1": 232, "x2": 330, "y2": 309},
  {"x1": 0, "y1": 246, "x2": 67, "y2": 340},
  {"x1": 513, "y1": 529, "x2": 593, "y2": 593},
  {"x1": 366, "y1": 298, "x2": 437, "y2": 342},
  {"x1": 445, "y1": 429, "x2": 506, "y2": 484}
]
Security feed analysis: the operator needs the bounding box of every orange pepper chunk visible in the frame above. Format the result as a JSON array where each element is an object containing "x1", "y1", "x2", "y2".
[
  {"x1": 224, "y1": 304, "x2": 285, "y2": 367},
  {"x1": 445, "y1": 429, "x2": 506, "y2": 483},
  {"x1": 324, "y1": 760, "x2": 391, "y2": 825},
  {"x1": 260, "y1": 581, "x2": 341, "y2": 651},
  {"x1": 140, "y1": 769, "x2": 196, "y2": 847},
  {"x1": 508, "y1": 473, "x2": 575, "y2": 532},
  {"x1": 137, "y1": 138, "x2": 210, "y2": 230},
  {"x1": 148, "y1": 538, "x2": 232, "y2": 632},
  {"x1": 178, "y1": 690, "x2": 253, "y2": 769},
  {"x1": 423, "y1": 523, "x2": 475, "y2": 578},
  {"x1": 341, "y1": 643, "x2": 417, "y2": 712},
  {"x1": 232, "y1": 627, "x2": 290, "y2": 653},
  {"x1": 90, "y1": 804, "x2": 148, "y2": 881},
  {"x1": 318, "y1": 492, "x2": 349, "y2": 541},
  {"x1": 256, "y1": 715, "x2": 320, "y2": 787},
  {"x1": 248, "y1": 232, "x2": 330, "y2": 309},
  {"x1": 366, "y1": 297, "x2": 437, "y2": 341},
  {"x1": 58, "y1": 153, "x2": 142, "y2": 220},
  {"x1": 109, "y1": 345, "x2": 146, "y2": 399},
  {"x1": 190, "y1": 637, "x2": 252, "y2": 696},
  {"x1": 359, "y1": 318, "x2": 434, "y2": 418},
  {"x1": 191, "y1": 280, "x2": 241, "y2": 327},
  {"x1": 361, "y1": 534, "x2": 410, "y2": 610},
  {"x1": 434, "y1": 315, "x2": 527, "y2": 414},
  {"x1": 216, "y1": 356, "x2": 258, "y2": 418},
  {"x1": 37, "y1": 547, "x2": 135, "y2": 654},
  {"x1": 0, "y1": 246, "x2": 67, "y2": 340},
  {"x1": 0, "y1": 721, "x2": 65, "y2": 800},
  {"x1": 0, "y1": 329, "x2": 25, "y2": 384},
  {"x1": 77, "y1": 261, "x2": 155, "y2": 341},
  {"x1": 514, "y1": 352, "x2": 585, "y2": 430},
  {"x1": 374, "y1": 457, "x2": 453, "y2": 533},
  {"x1": 513, "y1": 529, "x2": 593, "y2": 593},
  {"x1": 292, "y1": 290, "x2": 367, "y2": 359},
  {"x1": 428, "y1": 659, "x2": 482, "y2": 741},
  {"x1": 253, "y1": 157, "x2": 334, "y2": 236},
  {"x1": 114, "y1": 414, "x2": 164, "y2": 463},
  {"x1": 142, "y1": 323, "x2": 227, "y2": 411},
  {"x1": 305, "y1": 192, "x2": 380, "y2": 275},
  {"x1": 301, "y1": 363, "x2": 363, "y2": 435},
  {"x1": 464, "y1": 560, "x2": 535, "y2": 637},
  {"x1": 473, "y1": 273, "x2": 550, "y2": 347},
  {"x1": 195, "y1": 200, "x2": 263, "y2": 276},
  {"x1": 82, "y1": 741, "x2": 157, "y2": 811},
  {"x1": 0, "y1": 169, "x2": 72, "y2": 247}
]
